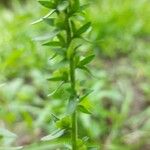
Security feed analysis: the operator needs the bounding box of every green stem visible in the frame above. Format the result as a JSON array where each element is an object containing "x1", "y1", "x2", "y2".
[
  {"x1": 70, "y1": 56, "x2": 77, "y2": 150},
  {"x1": 65, "y1": 8, "x2": 77, "y2": 150}
]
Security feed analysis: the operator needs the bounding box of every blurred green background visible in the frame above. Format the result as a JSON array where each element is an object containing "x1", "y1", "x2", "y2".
[{"x1": 0, "y1": 0, "x2": 150, "y2": 149}]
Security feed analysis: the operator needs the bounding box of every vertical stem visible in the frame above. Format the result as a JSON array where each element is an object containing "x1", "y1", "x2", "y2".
[
  {"x1": 65, "y1": 8, "x2": 77, "y2": 150},
  {"x1": 70, "y1": 57, "x2": 77, "y2": 150}
]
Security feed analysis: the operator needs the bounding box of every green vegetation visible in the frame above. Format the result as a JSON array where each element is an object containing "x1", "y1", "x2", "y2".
[
  {"x1": 0, "y1": 0, "x2": 150, "y2": 150},
  {"x1": 32, "y1": 0, "x2": 94, "y2": 149}
]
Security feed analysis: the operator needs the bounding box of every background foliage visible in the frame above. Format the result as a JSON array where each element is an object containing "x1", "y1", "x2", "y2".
[{"x1": 0, "y1": 0, "x2": 150, "y2": 149}]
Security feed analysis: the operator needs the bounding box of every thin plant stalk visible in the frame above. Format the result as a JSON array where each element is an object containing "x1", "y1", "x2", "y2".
[{"x1": 66, "y1": 10, "x2": 77, "y2": 149}]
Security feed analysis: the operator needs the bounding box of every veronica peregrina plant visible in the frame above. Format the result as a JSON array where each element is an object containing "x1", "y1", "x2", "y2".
[{"x1": 32, "y1": 0, "x2": 95, "y2": 149}]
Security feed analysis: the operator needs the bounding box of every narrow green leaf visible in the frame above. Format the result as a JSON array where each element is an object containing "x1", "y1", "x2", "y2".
[
  {"x1": 31, "y1": 10, "x2": 56, "y2": 25},
  {"x1": 78, "y1": 54, "x2": 95, "y2": 66},
  {"x1": 75, "y1": 22, "x2": 91, "y2": 37},
  {"x1": 47, "y1": 76, "x2": 64, "y2": 81},
  {"x1": 43, "y1": 41, "x2": 61, "y2": 47},
  {"x1": 56, "y1": 116, "x2": 71, "y2": 129},
  {"x1": 79, "y1": 90, "x2": 93, "y2": 102},
  {"x1": 34, "y1": 30, "x2": 59, "y2": 41},
  {"x1": 67, "y1": 41, "x2": 81, "y2": 59},
  {"x1": 78, "y1": 98, "x2": 93, "y2": 115},
  {"x1": 41, "y1": 129, "x2": 65, "y2": 141},
  {"x1": 78, "y1": 66, "x2": 101, "y2": 79},
  {"x1": 38, "y1": 0, "x2": 54, "y2": 9},
  {"x1": 50, "y1": 47, "x2": 66, "y2": 56},
  {"x1": 47, "y1": 82, "x2": 64, "y2": 97},
  {"x1": 78, "y1": 105, "x2": 91, "y2": 114},
  {"x1": 57, "y1": 34, "x2": 66, "y2": 47}
]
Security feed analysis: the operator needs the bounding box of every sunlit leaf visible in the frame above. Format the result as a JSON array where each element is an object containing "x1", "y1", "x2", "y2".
[
  {"x1": 56, "y1": 116, "x2": 71, "y2": 129},
  {"x1": 34, "y1": 30, "x2": 59, "y2": 41},
  {"x1": 79, "y1": 90, "x2": 93, "y2": 102},
  {"x1": 78, "y1": 105, "x2": 92, "y2": 114},
  {"x1": 31, "y1": 10, "x2": 56, "y2": 25},
  {"x1": 78, "y1": 98, "x2": 93, "y2": 114},
  {"x1": 38, "y1": 0, "x2": 54, "y2": 9},
  {"x1": 75, "y1": 22, "x2": 91, "y2": 37},
  {"x1": 43, "y1": 41, "x2": 61, "y2": 47},
  {"x1": 57, "y1": 34, "x2": 66, "y2": 47},
  {"x1": 47, "y1": 82, "x2": 64, "y2": 97},
  {"x1": 78, "y1": 55, "x2": 95, "y2": 67},
  {"x1": 41, "y1": 129, "x2": 66, "y2": 141},
  {"x1": 47, "y1": 76, "x2": 64, "y2": 81}
]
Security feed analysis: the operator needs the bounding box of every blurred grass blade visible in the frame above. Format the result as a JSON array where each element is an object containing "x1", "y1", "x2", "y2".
[{"x1": 0, "y1": 146, "x2": 23, "y2": 150}]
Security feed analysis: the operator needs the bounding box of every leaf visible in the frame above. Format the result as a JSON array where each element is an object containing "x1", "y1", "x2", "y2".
[
  {"x1": 41, "y1": 129, "x2": 66, "y2": 141},
  {"x1": 75, "y1": 22, "x2": 91, "y2": 37},
  {"x1": 47, "y1": 68, "x2": 69, "y2": 82},
  {"x1": 50, "y1": 47, "x2": 66, "y2": 56},
  {"x1": 67, "y1": 40, "x2": 81, "y2": 59},
  {"x1": 31, "y1": 10, "x2": 56, "y2": 25},
  {"x1": 78, "y1": 66, "x2": 101, "y2": 79},
  {"x1": 47, "y1": 76, "x2": 64, "y2": 81},
  {"x1": 43, "y1": 41, "x2": 61, "y2": 47},
  {"x1": 78, "y1": 105, "x2": 92, "y2": 114},
  {"x1": 78, "y1": 66, "x2": 91, "y2": 74},
  {"x1": 79, "y1": 90, "x2": 93, "y2": 102},
  {"x1": 57, "y1": 1, "x2": 69, "y2": 11},
  {"x1": 78, "y1": 105, "x2": 91, "y2": 114},
  {"x1": 78, "y1": 54, "x2": 95, "y2": 66},
  {"x1": 47, "y1": 82, "x2": 64, "y2": 97},
  {"x1": 56, "y1": 116, "x2": 71, "y2": 129},
  {"x1": 78, "y1": 98, "x2": 93, "y2": 114},
  {"x1": 38, "y1": 0, "x2": 54, "y2": 9},
  {"x1": 57, "y1": 34, "x2": 66, "y2": 47},
  {"x1": 34, "y1": 30, "x2": 59, "y2": 41}
]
